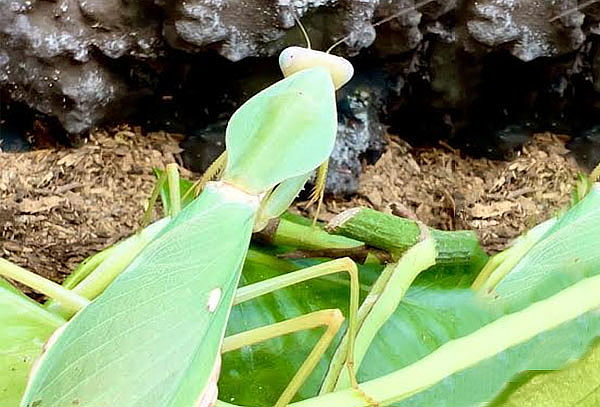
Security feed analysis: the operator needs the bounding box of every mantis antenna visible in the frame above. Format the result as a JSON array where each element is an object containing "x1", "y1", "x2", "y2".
[
  {"x1": 549, "y1": 0, "x2": 599, "y2": 22},
  {"x1": 324, "y1": 0, "x2": 599, "y2": 53},
  {"x1": 289, "y1": 5, "x2": 312, "y2": 49},
  {"x1": 325, "y1": 0, "x2": 437, "y2": 54}
]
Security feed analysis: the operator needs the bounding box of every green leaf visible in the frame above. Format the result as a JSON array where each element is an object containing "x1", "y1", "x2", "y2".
[
  {"x1": 492, "y1": 184, "x2": 600, "y2": 312},
  {"x1": 0, "y1": 277, "x2": 65, "y2": 406},
  {"x1": 492, "y1": 340, "x2": 600, "y2": 407},
  {"x1": 219, "y1": 187, "x2": 600, "y2": 407}
]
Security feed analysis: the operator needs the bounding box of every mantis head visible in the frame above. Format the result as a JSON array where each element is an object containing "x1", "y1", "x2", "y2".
[{"x1": 279, "y1": 46, "x2": 354, "y2": 90}]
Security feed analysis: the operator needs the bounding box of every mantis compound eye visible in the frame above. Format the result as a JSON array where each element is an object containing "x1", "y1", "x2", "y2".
[{"x1": 279, "y1": 46, "x2": 354, "y2": 90}]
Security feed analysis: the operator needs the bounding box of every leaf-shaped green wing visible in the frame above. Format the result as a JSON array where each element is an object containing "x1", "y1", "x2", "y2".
[{"x1": 21, "y1": 185, "x2": 256, "y2": 407}]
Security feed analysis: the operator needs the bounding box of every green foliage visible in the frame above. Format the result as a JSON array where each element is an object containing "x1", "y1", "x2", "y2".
[
  {"x1": 217, "y1": 186, "x2": 600, "y2": 407},
  {"x1": 0, "y1": 278, "x2": 65, "y2": 406},
  {"x1": 492, "y1": 340, "x2": 600, "y2": 407},
  {"x1": 493, "y1": 183, "x2": 600, "y2": 312}
]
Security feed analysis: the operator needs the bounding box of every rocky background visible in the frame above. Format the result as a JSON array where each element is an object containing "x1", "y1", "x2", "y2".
[{"x1": 1, "y1": 0, "x2": 600, "y2": 194}]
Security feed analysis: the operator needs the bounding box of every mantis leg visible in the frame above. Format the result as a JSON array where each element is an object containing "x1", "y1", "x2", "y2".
[
  {"x1": 254, "y1": 172, "x2": 312, "y2": 231},
  {"x1": 305, "y1": 160, "x2": 328, "y2": 226},
  {"x1": 140, "y1": 168, "x2": 167, "y2": 228},
  {"x1": 182, "y1": 151, "x2": 228, "y2": 201},
  {"x1": 233, "y1": 257, "x2": 361, "y2": 394},
  {"x1": 222, "y1": 309, "x2": 344, "y2": 407},
  {"x1": 166, "y1": 163, "x2": 181, "y2": 215}
]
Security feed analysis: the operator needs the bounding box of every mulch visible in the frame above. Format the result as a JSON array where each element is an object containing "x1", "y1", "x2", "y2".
[{"x1": 0, "y1": 128, "x2": 584, "y2": 291}]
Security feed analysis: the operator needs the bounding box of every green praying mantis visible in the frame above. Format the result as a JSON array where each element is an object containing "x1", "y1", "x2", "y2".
[
  {"x1": 5, "y1": 7, "x2": 434, "y2": 406},
  {"x1": 15, "y1": 25, "x2": 366, "y2": 407},
  {"x1": 9, "y1": 7, "x2": 442, "y2": 404}
]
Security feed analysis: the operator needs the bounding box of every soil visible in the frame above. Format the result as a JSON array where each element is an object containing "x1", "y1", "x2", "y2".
[{"x1": 0, "y1": 128, "x2": 583, "y2": 294}]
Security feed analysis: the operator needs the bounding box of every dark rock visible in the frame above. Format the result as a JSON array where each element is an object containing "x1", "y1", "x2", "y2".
[
  {"x1": 162, "y1": 0, "x2": 383, "y2": 60},
  {"x1": 1, "y1": 100, "x2": 31, "y2": 152},
  {"x1": 0, "y1": 128, "x2": 29, "y2": 152},
  {"x1": 0, "y1": 0, "x2": 163, "y2": 135},
  {"x1": 326, "y1": 70, "x2": 387, "y2": 196},
  {"x1": 568, "y1": 124, "x2": 600, "y2": 171},
  {"x1": 3, "y1": 0, "x2": 599, "y2": 138},
  {"x1": 463, "y1": 122, "x2": 534, "y2": 160},
  {"x1": 0, "y1": 117, "x2": 30, "y2": 152},
  {"x1": 466, "y1": 0, "x2": 586, "y2": 62}
]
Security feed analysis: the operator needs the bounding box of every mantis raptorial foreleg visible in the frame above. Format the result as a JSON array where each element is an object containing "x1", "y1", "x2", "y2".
[
  {"x1": 254, "y1": 172, "x2": 312, "y2": 231},
  {"x1": 305, "y1": 160, "x2": 329, "y2": 225},
  {"x1": 142, "y1": 153, "x2": 228, "y2": 228},
  {"x1": 140, "y1": 163, "x2": 182, "y2": 227},
  {"x1": 184, "y1": 151, "x2": 229, "y2": 199}
]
